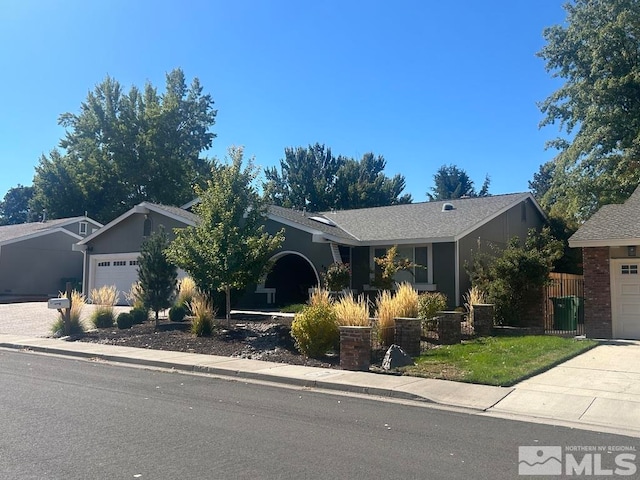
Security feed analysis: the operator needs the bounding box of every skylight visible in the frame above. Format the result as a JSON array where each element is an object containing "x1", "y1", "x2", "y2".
[{"x1": 309, "y1": 216, "x2": 337, "y2": 227}]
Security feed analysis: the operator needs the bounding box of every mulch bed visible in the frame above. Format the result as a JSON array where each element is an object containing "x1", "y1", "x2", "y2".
[{"x1": 75, "y1": 316, "x2": 341, "y2": 369}]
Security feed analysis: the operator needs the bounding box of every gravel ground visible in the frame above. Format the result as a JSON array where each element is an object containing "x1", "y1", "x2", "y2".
[{"x1": 76, "y1": 317, "x2": 341, "y2": 369}]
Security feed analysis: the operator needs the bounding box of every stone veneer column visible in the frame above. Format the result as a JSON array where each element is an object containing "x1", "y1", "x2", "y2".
[
  {"x1": 472, "y1": 304, "x2": 494, "y2": 336},
  {"x1": 394, "y1": 317, "x2": 421, "y2": 357},
  {"x1": 339, "y1": 326, "x2": 372, "y2": 371},
  {"x1": 583, "y1": 247, "x2": 612, "y2": 338},
  {"x1": 437, "y1": 311, "x2": 463, "y2": 345}
]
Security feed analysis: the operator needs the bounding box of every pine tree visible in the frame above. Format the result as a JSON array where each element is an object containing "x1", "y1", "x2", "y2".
[{"x1": 138, "y1": 226, "x2": 178, "y2": 328}]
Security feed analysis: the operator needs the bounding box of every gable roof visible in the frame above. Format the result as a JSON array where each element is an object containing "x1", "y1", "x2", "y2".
[
  {"x1": 569, "y1": 186, "x2": 640, "y2": 247},
  {"x1": 268, "y1": 193, "x2": 542, "y2": 245},
  {"x1": 0, "y1": 216, "x2": 101, "y2": 246},
  {"x1": 78, "y1": 202, "x2": 198, "y2": 245}
]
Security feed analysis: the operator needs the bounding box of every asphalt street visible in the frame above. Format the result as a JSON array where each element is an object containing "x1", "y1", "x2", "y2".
[{"x1": 0, "y1": 349, "x2": 635, "y2": 480}]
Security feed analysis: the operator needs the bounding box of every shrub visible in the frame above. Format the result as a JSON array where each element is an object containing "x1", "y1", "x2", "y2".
[
  {"x1": 291, "y1": 303, "x2": 339, "y2": 358},
  {"x1": 334, "y1": 293, "x2": 370, "y2": 326},
  {"x1": 322, "y1": 262, "x2": 351, "y2": 291},
  {"x1": 130, "y1": 307, "x2": 148, "y2": 324},
  {"x1": 190, "y1": 293, "x2": 216, "y2": 337},
  {"x1": 375, "y1": 290, "x2": 397, "y2": 346},
  {"x1": 116, "y1": 312, "x2": 134, "y2": 329},
  {"x1": 93, "y1": 311, "x2": 114, "y2": 329},
  {"x1": 417, "y1": 292, "x2": 448, "y2": 320},
  {"x1": 169, "y1": 304, "x2": 186, "y2": 322},
  {"x1": 394, "y1": 282, "x2": 419, "y2": 318}
]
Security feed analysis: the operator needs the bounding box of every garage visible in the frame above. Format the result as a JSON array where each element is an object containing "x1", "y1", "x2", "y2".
[
  {"x1": 90, "y1": 254, "x2": 140, "y2": 305},
  {"x1": 611, "y1": 259, "x2": 640, "y2": 339}
]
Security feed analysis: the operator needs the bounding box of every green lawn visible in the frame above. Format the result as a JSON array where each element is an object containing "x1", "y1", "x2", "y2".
[{"x1": 401, "y1": 336, "x2": 597, "y2": 386}]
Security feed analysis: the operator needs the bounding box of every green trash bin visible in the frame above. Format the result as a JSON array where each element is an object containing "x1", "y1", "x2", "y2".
[{"x1": 551, "y1": 296, "x2": 578, "y2": 330}]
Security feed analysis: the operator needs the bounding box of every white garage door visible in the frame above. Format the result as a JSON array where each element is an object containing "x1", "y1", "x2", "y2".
[
  {"x1": 612, "y1": 259, "x2": 640, "y2": 339},
  {"x1": 92, "y1": 254, "x2": 140, "y2": 305}
]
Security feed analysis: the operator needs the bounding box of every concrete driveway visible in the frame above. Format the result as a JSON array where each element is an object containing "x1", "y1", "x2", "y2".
[
  {"x1": 490, "y1": 340, "x2": 640, "y2": 434},
  {"x1": 0, "y1": 302, "x2": 131, "y2": 337}
]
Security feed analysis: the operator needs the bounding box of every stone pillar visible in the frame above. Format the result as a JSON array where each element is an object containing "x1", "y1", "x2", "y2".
[
  {"x1": 394, "y1": 317, "x2": 421, "y2": 357},
  {"x1": 437, "y1": 311, "x2": 462, "y2": 345},
  {"x1": 583, "y1": 247, "x2": 612, "y2": 338},
  {"x1": 472, "y1": 304, "x2": 494, "y2": 337},
  {"x1": 339, "y1": 326, "x2": 372, "y2": 371}
]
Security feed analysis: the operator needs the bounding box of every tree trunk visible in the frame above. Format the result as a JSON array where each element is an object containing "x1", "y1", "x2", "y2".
[
  {"x1": 155, "y1": 309, "x2": 159, "y2": 330},
  {"x1": 226, "y1": 285, "x2": 231, "y2": 328}
]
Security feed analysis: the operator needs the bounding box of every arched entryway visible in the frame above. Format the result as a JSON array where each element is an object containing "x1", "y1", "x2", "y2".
[{"x1": 264, "y1": 252, "x2": 319, "y2": 306}]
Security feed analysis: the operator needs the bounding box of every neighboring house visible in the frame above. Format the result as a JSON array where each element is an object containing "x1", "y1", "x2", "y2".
[
  {"x1": 74, "y1": 202, "x2": 198, "y2": 304},
  {"x1": 0, "y1": 216, "x2": 102, "y2": 298},
  {"x1": 569, "y1": 186, "x2": 640, "y2": 339},
  {"x1": 76, "y1": 193, "x2": 545, "y2": 308}
]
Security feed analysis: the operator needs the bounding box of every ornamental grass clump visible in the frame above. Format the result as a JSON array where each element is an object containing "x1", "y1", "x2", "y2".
[
  {"x1": 89, "y1": 285, "x2": 119, "y2": 328},
  {"x1": 394, "y1": 282, "x2": 419, "y2": 318},
  {"x1": 124, "y1": 281, "x2": 145, "y2": 310},
  {"x1": 464, "y1": 286, "x2": 487, "y2": 324},
  {"x1": 375, "y1": 289, "x2": 398, "y2": 347},
  {"x1": 308, "y1": 287, "x2": 332, "y2": 308},
  {"x1": 334, "y1": 293, "x2": 370, "y2": 326},
  {"x1": 50, "y1": 290, "x2": 86, "y2": 335},
  {"x1": 189, "y1": 293, "x2": 216, "y2": 337},
  {"x1": 291, "y1": 303, "x2": 339, "y2": 358},
  {"x1": 176, "y1": 277, "x2": 197, "y2": 313}
]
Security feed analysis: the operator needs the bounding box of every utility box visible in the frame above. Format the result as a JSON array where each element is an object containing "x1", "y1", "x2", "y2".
[{"x1": 48, "y1": 298, "x2": 70, "y2": 309}]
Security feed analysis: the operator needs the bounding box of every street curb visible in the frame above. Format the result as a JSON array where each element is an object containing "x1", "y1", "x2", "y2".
[{"x1": 0, "y1": 341, "x2": 436, "y2": 405}]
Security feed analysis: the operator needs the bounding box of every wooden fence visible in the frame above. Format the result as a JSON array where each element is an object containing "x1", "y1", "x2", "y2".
[{"x1": 544, "y1": 272, "x2": 584, "y2": 335}]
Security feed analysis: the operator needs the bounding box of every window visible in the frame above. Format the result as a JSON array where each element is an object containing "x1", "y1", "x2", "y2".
[
  {"x1": 129, "y1": 260, "x2": 139, "y2": 266},
  {"x1": 97, "y1": 261, "x2": 111, "y2": 267},
  {"x1": 622, "y1": 264, "x2": 638, "y2": 275},
  {"x1": 372, "y1": 245, "x2": 430, "y2": 284},
  {"x1": 113, "y1": 260, "x2": 127, "y2": 267},
  {"x1": 143, "y1": 216, "x2": 152, "y2": 237},
  {"x1": 79, "y1": 222, "x2": 88, "y2": 235}
]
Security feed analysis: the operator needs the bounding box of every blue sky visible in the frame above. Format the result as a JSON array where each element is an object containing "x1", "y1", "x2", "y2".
[{"x1": 0, "y1": 0, "x2": 567, "y2": 203}]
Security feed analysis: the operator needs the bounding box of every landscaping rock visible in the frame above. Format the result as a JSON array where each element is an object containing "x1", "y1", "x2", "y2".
[{"x1": 382, "y1": 344, "x2": 414, "y2": 370}]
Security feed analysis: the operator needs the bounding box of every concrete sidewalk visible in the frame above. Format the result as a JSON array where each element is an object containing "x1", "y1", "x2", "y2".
[{"x1": 2, "y1": 333, "x2": 640, "y2": 436}]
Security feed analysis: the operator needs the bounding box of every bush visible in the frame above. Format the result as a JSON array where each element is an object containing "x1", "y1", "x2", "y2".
[
  {"x1": 322, "y1": 262, "x2": 350, "y2": 291},
  {"x1": 291, "y1": 303, "x2": 339, "y2": 358},
  {"x1": 417, "y1": 292, "x2": 448, "y2": 320},
  {"x1": 116, "y1": 312, "x2": 134, "y2": 329},
  {"x1": 130, "y1": 307, "x2": 148, "y2": 324},
  {"x1": 169, "y1": 305, "x2": 186, "y2": 322},
  {"x1": 92, "y1": 310, "x2": 114, "y2": 329}
]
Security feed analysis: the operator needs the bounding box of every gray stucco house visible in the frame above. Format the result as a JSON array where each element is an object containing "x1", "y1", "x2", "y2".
[
  {"x1": 0, "y1": 216, "x2": 102, "y2": 298},
  {"x1": 74, "y1": 192, "x2": 545, "y2": 308},
  {"x1": 569, "y1": 186, "x2": 640, "y2": 339}
]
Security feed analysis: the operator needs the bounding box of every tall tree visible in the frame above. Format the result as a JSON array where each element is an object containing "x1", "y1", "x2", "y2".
[
  {"x1": 167, "y1": 147, "x2": 284, "y2": 325},
  {"x1": 137, "y1": 227, "x2": 178, "y2": 329},
  {"x1": 538, "y1": 0, "x2": 640, "y2": 221},
  {"x1": 427, "y1": 164, "x2": 490, "y2": 201},
  {"x1": 31, "y1": 68, "x2": 216, "y2": 223},
  {"x1": 0, "y1": 185, "x2": 34, "y2": 225},
  {"x1": 263, "y1": 144, "x2": 412, "y2": 211}
]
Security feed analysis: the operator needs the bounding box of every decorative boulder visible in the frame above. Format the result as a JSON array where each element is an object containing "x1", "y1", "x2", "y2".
[{"x1": 382, "y1": 344, "x2": 414, "y2": 370}]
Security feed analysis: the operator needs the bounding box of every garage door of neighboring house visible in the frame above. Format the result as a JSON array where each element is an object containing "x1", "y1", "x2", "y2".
[
  {"x1": 611, "y1": 259, "x2": 640, "y2": 339},
  {"x1": 91, "y1": 254, "x2": 140, "y2": 305}
]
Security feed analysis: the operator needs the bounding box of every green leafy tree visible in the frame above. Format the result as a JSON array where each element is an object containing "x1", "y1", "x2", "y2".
[
  {"x1": 538, "y1": 0, "x2": 640, "y2": 221},
  {"x1": 137, "y1": 227, "x2": 178, "y2": 328},
  {"x1": 427, "y1": 164, "x2": 490, "y2": 201},
  {"x1": 31, "y1": 68, "x2": 216, "y2": 223},
  {"x1": 0, "y1": 185, "x2": 34, "y2": 225},
  {"x1": 467, "y1": 228, "x2": 563, "y2": 326},
  {"x1": 263, "y1": 144, "x2": 412, "y2": 211},
  {"x1": 167, "y1": 147, "x2": 284, "y2": 325}
]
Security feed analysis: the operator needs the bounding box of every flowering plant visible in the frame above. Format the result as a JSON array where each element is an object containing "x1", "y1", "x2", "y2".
[{"x1": 323, "y1": 262, "x2": 351, "y2": 291}]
